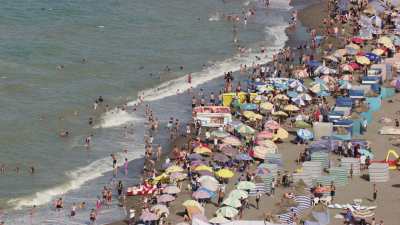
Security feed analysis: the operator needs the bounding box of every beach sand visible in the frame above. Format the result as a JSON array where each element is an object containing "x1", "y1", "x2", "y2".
[{"x1": 108, "y1": 1, "x2": 400, "y2": 225}]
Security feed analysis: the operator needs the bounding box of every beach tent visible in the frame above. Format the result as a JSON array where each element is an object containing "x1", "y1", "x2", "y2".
[{"x1": 313, "y1": 122, "x2": 333, "y2": 140}]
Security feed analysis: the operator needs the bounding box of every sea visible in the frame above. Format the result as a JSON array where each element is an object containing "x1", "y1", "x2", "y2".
[{"x1": 0, "y1": 0, "x2": 292, "y2": 224}]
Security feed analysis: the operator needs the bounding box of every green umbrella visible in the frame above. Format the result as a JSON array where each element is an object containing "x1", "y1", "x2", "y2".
[
  {"x1": 216, "y1": 206, "x2": 239, "y2": 218},
  {"x1": 235, "y1": 124, "x2": 255, "y2": 135},
  {"x1": 237, "y1": 181, "x2": 256, "y2": 190},
  {"x1": 295, "y1": 120, "x2": 312, "y2": 129},
  {"x1": 211, "y1": 130, "x2": 230, "y2": 138},
  {"x1": 228, "y1": 189, "x2": 248, "y2": 199},
  {"x1": 223, "y1": 197, "x2": 242, "y2": 208}
]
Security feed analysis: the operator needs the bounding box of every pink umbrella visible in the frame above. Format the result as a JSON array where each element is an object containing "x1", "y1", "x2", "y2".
[
  {"x1": 264, "y1": 120, "x2": 280, "y2": 130},
  {"x1": 157, "y1": 194, "x2": 175, "y2": 203},
  {"x1": 192, "y1": 190, "x2": 212, "y2": 199},
  {"x1": 140, "y1": 211, "x2": 158, "y2": 221},
  {"x1": 221, "y1": 145, "x2": 238, "y2": 157},
  {"x1": 256, "y1": 131, "x2": 273, "y2": 139}
]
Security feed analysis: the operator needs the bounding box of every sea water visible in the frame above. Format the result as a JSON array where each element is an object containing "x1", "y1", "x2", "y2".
[{"x1": 0, "y1": 0, "x2": 292, "y2": 224}]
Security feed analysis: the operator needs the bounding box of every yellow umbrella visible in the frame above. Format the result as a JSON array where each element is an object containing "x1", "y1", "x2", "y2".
[
  {"x1": 273, "y1": 127, "x2": 289, "y2": 141},
  {"x1": 166, "y1": 165, "x2": 183, "y2": 173},
  {"x1": 372, "y1": 48, "x2": 385, "y2": 56},
  {"x1": 333, "y1": 49, "x2": 347, "y2": 57},
  {"x1": 152, "y1": 173, "x2": 169, "y2": 184},
  {"x1": 272, "y1": 111, "x2": 288, "y2": 117},
  {"x1": 243, "y1": 111, "x2": 263, "y2": 120},
  {"x1": 194, "y1": 146, "x2": 212, "y2": 154},
  {"x1": 273, "y1": 94, "x2": 289, "y2": 101},
  {"x1": 346, "y1": 43, "x2": 360, "y2": 50},
  {"x1": 216, "y1": 168, "x2": 234, "y2": 178},
  {"x1": 355, "y1": 55, "x2": 371, "y2": 65},
  {"x1": 378, "y1": 36, "x2": 394, "y2": 48},
  {"x1": 260, "y1": 102, "x2": 274, "y2": 111},
  {"x1": 283, "y1": 104, "x2": 300, "y2": 112},
  {"x1": 183, "y1": 200, "x2": 203, "y2": 208},
  {"x1": 194, "y1": 165, "x2": 213, "y2": 172}
]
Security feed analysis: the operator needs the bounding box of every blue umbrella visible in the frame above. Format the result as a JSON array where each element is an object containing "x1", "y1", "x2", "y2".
[
  {"x1": 297, "y1": 129, "x2": 314, "y2": 140},
  {"x1": 317, "y1": 91, "x2": 330, "y2": 97},
  {"x1": 236, "y1": 153, "x2": 252, "y2": 161},
  {"x1": 188, "y1": 153, "x2": 203, "y2": 160},
  {"x1": 240, "y1": 103, "x2": 258, "y2": 111},
  {"x1": 287, "y1": 91, "x2": 298, "y2": 98},
  {"x1": 365, "y1": 53, "x2": 380, "y2": 62},
  {"x1": 274, "y1": 82, "x2": 288, "y2": 90},
  {"x1": 197, "y1": 187, "x2": 216, "y2": 198}
]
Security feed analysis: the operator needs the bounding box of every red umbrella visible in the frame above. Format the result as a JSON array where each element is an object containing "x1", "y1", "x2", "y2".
[
  {"x1": 264, "y1": 120, "x2": 280, "y2": 130},
  {"x1": 351, "y1": 37, "x2": 365, "y2": 44},
  {"x1": 349, "y1": 62, "x2": 361, "y2": 70},
  {"x1": 257, "y1": 131, "x2": 273, "y2": 139}
]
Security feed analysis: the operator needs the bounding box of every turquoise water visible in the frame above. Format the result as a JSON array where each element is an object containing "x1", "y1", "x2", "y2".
[{"x1": 0, "y1": 0, "x2": 291, "y2": 224}]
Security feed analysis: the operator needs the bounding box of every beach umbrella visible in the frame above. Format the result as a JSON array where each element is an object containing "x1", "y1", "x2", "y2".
[
  {"x1": 378, "y1": 36, "x2": 394, "y2": 48},
  {"x1": 235, "y1": 124, "x2": 256, "y2": 135},
  {"x1": 194, "y1": 146, "x2": 212, "y2": 154},
  {"x1": 289, "y1": 79, "x2": 303, "y2": 88},
  {"x1": 260, "y1": 102, "x2": 274, "y2": 111},
  {"x1": 273, "y1": 128, "x2": 289, "y2": 140},
  {"x1": 294, "y1": 120, "x2": 311, "y2": 128},
  {"x1": 287, "y1": 91, "x2": 298, "y2": 98},
  {"x1": 323, "y1": 55, "x2": 339, "y2": 62},
  {"x1": 216, "y1": 206, "x2": 239, "y2": 218},
  {"x1": 257, "y1": 139, "x2": 278, "y2": 149},
  {"x1": 345, "y1": 43, "x2": 360, "y2": 55},
  {"x1": 195, "y1": 165, "x2": 213, "y2": 172},
  {"x1": 170, "y1": 172, "x2": 187, "y2": 181},
  {"x1": 355, "y1": 55, "x2": 371, "y2": 65},
  {"x1": 292, "y1": 96, "x2": 306, "y2": 106},
  {"x1": 351, "y1": 37, "x2": 365, "y2": 44},
  {"x1": 283, "y1": 104, "x2": 300, "y2": 112},
  {"x1": 221, "y1": 145, "x2": 238, "y2": 156},
  {"x1": 222, "y1": 197, "x2": 242, "y2": 208},
  {"x1": 310, "y1": 83, "x2": 328, "y2": 93},
  {"x1": 372, "y1": 48, "x2": 385, "y2": 56},
  {"x1": 314, "y1": 65, "x2": 336, "y2": 75},
  {"x1": 235, "y1": 153, "x2": 252, "y2": 161},
  {"x1": 228, "y1": 189, "x2": 249, "y2": 199},
  {"x1": 188, "y1": 153, "x2": 203, "y2": 160},
  {"x1": 273, "y1": 94, "x2": 289, "y2": 101},
  {"x1": 253, "y1": 167, "x2": 270, "y2": 175},
  {"x1": 298, "y1": 93, "x2": 312, "y2": 101},
  {"x1": 321, "y1": 75, "x2": 336, "y2": 84},
  {"x1": 243, "y1": 111, "x2": 262, "y2": 120},
  {"x1": 237, "y1": 181, "x2": 256, "y2": 190},
  {"x1": 348, "y1": 62, "x2": 361, "y2": 70},
  {"x1": 140, "y1": 211, "x2": 158, "y2": 222},
  {"x1": 183, "y1": 200, "x2": 202, "y2": 208},
  {"x1": 341, "y1": 64, "x2": 354, "y2": 72},
  {"x1": 333, "y1": 49, "x2": 347, "y2": 57},
  {"x1": 153, "y1": 173, "x2": 169, "y2": 183},
  {"x1": 151, "y1": 204, "x2": 170, "y2": 217},
  {"x1": 365, "y1": 52, "x2": 380, "y2": 62},
  {"x1": 192, "y1": 190, "x2": 212, "y2": 199},
  {"x1": 191, "y1": 160, "x2": 205, "y2": 167},
  {"x1": 216, "y1": 168, "x2": 234, "y2": 178},
  {"x1": 209, "y1": 216, "x2": 230, "y2": 224},
  {"x1": 211, "y1": 130, "x2": 230, "y2": 138},
  {"x1": 157, "y1": 194, "x2": 175, "y2": 203},
  {"x1": 163, "y1": 185, "x2": 181, "y2": 194},
  {"x1": 257, "y1": 130, "x2": 273, "y2": 139},
  {"x1": 264, "y1": 120, "x2": 280, "y2": 130},
  {"x1": 297, "y1": 129, "x2": 314, "y2": 140},
  {"x1": 186, "y1": 206, "x2": 203, "y2": 219},
  {"x1": 240, "y1": 103, "x2": 258, "y2": 111},
  {"x1": 199, "y1": 175, "x2": 218, "y2": 184},
  {"x1": 222, "y1": 136, "x2": 241, "y2": 146},
  {"x1": 213, "y1": 153, "x2": 230, "y2": 163},
  {"x1": 293, "y1": 69, "x2": 309, "y2": 78},
  {"x1": 166, "y1": 165, "x2": 183, "y2": 173},
  {"x1": 317, "y1": 91, "x2": 330, "y2": 97},
  {"x1": 253, "y1": 145, "x2": 276, "y2": 159},
  {"x1": 199, "y1": 177, "x2": 219, "y2": 192},
  {"x1": 272, "y1": 111, "x2": 288, "y2": 117}
]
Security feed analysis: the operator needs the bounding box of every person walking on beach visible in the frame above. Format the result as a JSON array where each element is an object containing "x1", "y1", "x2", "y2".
[
  {"x1": 124, "y1": 158, "x2": 129, "y2": 176},
  {"x1": 89, "y1": 209, "x2": 97, "y2": 224},
  {"x1": 117, "y1": 180, "x2": 124, "y2": 197},
  {"x1": 30, "y1": 205, "x2": 36, "y2": 225},
  {"x1": 373, "y1": 184, "x2": 378, "y2": 201},
  {"x1": 70, "y1": 203, "x2": 77, "y2": 217},
  {"x1": 255, "y1": 191, "x2": 261, "y2": 209}
]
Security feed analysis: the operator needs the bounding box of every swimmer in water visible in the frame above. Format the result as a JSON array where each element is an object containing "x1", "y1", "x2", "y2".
[{"x1": 59, "y1": 130, "x2": 70, "y2": 137}]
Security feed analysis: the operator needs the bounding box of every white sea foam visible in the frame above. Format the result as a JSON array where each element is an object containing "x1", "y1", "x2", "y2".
[
  {"x1": 208, "y1": 12, "x2": 221, "y2": 21},
  {"x1": 94, "y1": 109, "x2": 142, "y2": 128},
  {"x1": 8, "y1": 147, "x2": 144, "y2": 209}
]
